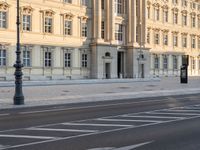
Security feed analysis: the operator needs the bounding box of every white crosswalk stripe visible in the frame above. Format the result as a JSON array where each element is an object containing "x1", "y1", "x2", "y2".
[
  {"x1": 96, "y1": 118, "x2": 162, "y2": 123},
  {"x1": 62, "y1": 123, "x2": 133, "y2": 127},
  {"x1": 0, "y1": 134, "x2": 57, "y2": 140}
]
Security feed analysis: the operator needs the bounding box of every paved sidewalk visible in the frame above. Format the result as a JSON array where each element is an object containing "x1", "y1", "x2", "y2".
[{"x1": 0, "y1": 77, "x2": 200, "y2": 109}]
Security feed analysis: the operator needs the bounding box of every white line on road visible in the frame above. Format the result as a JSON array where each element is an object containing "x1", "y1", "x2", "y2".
[
  {"x1": 27, "y1": 127, "x2": 98, "y2": 133},
  {"x1": 148, "y1": 112, "x2": 200, "y2": 116},
  {"x1": 123, "y1": 115, "x2": 184, "y2": 119},
  {"x1": 0, "y1": 134, "x2": 57, "y2": 140},
  {"x1": 2, "y1": 115, "x2": 200, "y2": 150},
  {"x1": 0, "y1": 114, "x2": 9, "y2": 117},
  {"x1": 115, "y1": 141, "x2": 154, "y2": 150},
  {"x1": 96, "y1": 118, "x2": 162, "y2": 123},
  {"x1": 62, "y1": 123, "x2": 133, "y2": 127},
  {"x1": 166, "y1": 109, "x2": 200, "y2": 113}
]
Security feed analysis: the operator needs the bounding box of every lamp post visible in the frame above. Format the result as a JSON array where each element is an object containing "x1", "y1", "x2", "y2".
[{"x1": 13, "y1": 0, "x2": 24, "y2": 105}]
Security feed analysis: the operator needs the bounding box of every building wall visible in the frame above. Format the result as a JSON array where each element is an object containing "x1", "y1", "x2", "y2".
[
  {"x1": 0, "y1": 0, "x2": 200, "y2": 80},
  {"x1": 146, "y1": 0, "x2": 200, "y2": 76}
]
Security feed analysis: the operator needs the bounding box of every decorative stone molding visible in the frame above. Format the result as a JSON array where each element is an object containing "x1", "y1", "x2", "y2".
[
  {"x1": 181, "y1": 32, "x2": 188, "y2": 35},
  {"x1": 172, "y1": 7, "x2": 179, "y2": 13},
  {"x1": 162, "y1": 5, "x2": 169, "y2": 10},
  {"x1": 190, "y1": 12, "x2": 196, "y2": 16},
  {"x1": 40, "y1": 9, "x2": 55, "y2": 17},
  {"x1": 153, "y1": 3, "x2": 160, "y2": 8},
  {"x1": 80, "y1": 16, "x2": 88, "y2": 22},
  {"x1": 171, "y1": 31, "x2": 179, "y2": 34},
  {"x1": 0, "y1": 1, "x2": 9, "y2": 11},
  {"x1": 21, "y1": 6, "x2": 34, "y2": 14},
  {"x1": 63, "y1": 13, "x2": 74, "y2": 20},
  {"x1": 152, "y1": 28, "x2": 161, "y2": 32},
  {"x1": 181, "y1": 10, "x2": 188, "y2": 15}
]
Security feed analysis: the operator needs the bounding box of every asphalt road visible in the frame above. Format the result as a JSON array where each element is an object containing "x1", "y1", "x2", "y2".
[{"x1": 0, "y1": 94, "x2": 200, "y2": 150}]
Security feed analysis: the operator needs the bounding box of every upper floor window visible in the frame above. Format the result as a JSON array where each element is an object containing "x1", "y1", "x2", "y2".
[
  {"x1": 191, "y1": 36, "x2": 196, "y2": 48},
  {"x1": 173, "y1": 34, "x2": 178, "y2": 47},
  {"x1": 115, "y1": 0, "x2": 124, "y2": 15},
  {"x1": 0, "y1": 46, "x2": 6, "y2": 66},
  {"x1": 191, "y1": 16, "x2": 196, "y2": 28},
  {"x1": 64, "y1": 0, "x2": 72, "y2": 3},
  {"x1": 154, "y1": 9, "x2": 159, "y2": 21},
  {"x1": 182, "y1": 0, "x2": 187, "y2": 7},
  {"x1": 163, "y1": 11, "x2": 168, "y2": 22},
  {"x1": 101, "y1": 21, "x2": 105, "y2": 39},
  {"x1": 101, "y1": 0, "x2": 105, "y2": 9},
  {"x1": 81, "y1": 0, "x2": 87, "y2": 6},
  {"x1": 22, "y1": 15, "x2": 31, "y2": 31},
  {"x1": 154, "y1": 32, "x2": 159, "y2": 44},
  {"x1": 81, "y1": 22, "x2": 87, "y2": 37},
  {"x1": 115, "y1": 24, "x2": 123, "y2": 41},
  {"x1": 41, "y1": 10, "x2": 55, "y2": 34},
  {"x1": 0, "y1": 11, "x2": 7, "y2": 28},
  {"x1": 182, "y1": 35, "x2": 187, "y2": 48},
  {"x1": 163, "y1": 34, "x2": 168, "y2": 46},
  {"x1": 172, "y1": 0, "x2": 178, "y2": 5},
  {"x1": 182, "y1": 15, "x2": 187, "y2": 26},
  {"x1": 64, "y1": 20, "x2": 72, "y2": 35},
  {"x1": 173, "y1": 13, "x2": 178, "y2": 24},
  {"x1": 147, "y1": 31, "x2": 150, "y2": 44}
]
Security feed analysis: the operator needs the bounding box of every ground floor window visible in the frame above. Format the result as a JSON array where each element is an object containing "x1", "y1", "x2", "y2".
[
  {"x1": 154, "y1": 55, "x2": 159, "y2": 69},
  {"x1": 81, "y1": 53, "x2": 88, "y2": 68},
  {"x1": 0, "y1": 46, "x2": 6, "y2": 66},
  {"x1": 173, "y1": 55, "x2": 178, "y2": 70},
  {"x1": 22, "y1": 46, "x2": 31, "y2": 67},
  {"x1": 163, "y1": 55, "x2": 168, "y2": 69},
  {"x1": 44, "y1": 48, "x2": 52, "y2": 67},
  {"x1": 64, "y1": 52, "x2": 71, "y2": 68}
]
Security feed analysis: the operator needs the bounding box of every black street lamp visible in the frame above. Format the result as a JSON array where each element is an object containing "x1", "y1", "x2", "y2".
[{"x1": 13, "y1": 0, "x2": 24, "y2": 105}]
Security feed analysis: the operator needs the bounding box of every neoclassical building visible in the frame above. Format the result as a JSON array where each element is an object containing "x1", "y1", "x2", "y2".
[{"x1": 0, "y1": 0, "x2": 200, "y2": 80}]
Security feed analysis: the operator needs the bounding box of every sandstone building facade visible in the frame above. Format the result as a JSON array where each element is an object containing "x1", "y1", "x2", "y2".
[{"x1": 0, "y1": 0, "x2": 199, "y2": 80}]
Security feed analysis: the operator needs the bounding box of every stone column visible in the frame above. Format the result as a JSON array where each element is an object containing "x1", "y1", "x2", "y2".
[{"x1": 97, "y1": 0, "x2": 102, "y2": 39}]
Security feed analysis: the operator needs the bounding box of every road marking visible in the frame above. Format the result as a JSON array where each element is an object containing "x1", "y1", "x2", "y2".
[
  {"x1": 87, "y1": 141, "x2": 154, "y2": 150},
  {"x1": 0, "y1": 134, "x2": 57, "y2": 140},
  {"x1": 148, "y1": 112, "x2": 200, "y2": 116},
  {"x1": 0, "y1": 114, "x2": 9, "y2": 117},
  {"x1": 96, "y1": 118, "x2": 162, "y2": 123},
  {"x1": 0, "y1": 145, "x2": 9, "y2": 150},
  {"x1": 123, "y1": 115, "x2": 184, "y2": 119},
  {"x1": 2, "y1": 115, "x2": 200, "y2": 150},
  {"x1": 27, "y1": 127, "x2": 98, "y2": 133},
  {"x1": 62, "y1": 123, "x2": 133, "y2": 127},
  {"x1": 167, "y1": 109, "x2": 200, "y2": 113}
]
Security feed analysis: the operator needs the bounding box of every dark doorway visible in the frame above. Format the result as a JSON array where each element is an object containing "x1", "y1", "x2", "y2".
[
  {"x1": 105, "y1": 63, "x2": 111, "y2": 79},
  {"x1": 118, "y1": 52, "x2": 124, "y2": 78}
]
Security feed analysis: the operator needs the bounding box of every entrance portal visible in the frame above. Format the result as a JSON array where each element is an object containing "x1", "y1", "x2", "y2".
[
  {"x1": 117, "y1": 52, "x2": 124, "y2": 78},
  {"x1": 105, "y1": 63, "x2": 111, "y2": 79},
  {"x1": 139, "y1": 64, "x2": 145, "y2": 78}
]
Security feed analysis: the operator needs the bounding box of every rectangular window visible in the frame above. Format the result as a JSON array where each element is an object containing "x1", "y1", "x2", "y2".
[
  {"x1": 154, "y1": 55, "x2": 159, "y2": 69},
  {"x1": 44, "y1": 17, "x2": 53, "y2": 33},
  {"x1": 0, "y1": 47, "x2": 6, "y2": 66},
  {"x1": 173, "y1": 13, "x2": 178, "y2": 24},
  {"x1": 192, "y1": 17, "x2": 196, "y2": 27},
  {"x1": 173, "y1": 35, "x2": 178, "y2": 47},
  {"x1": 22, "y1": 46, "x2": 31, "y2": 67},
  {"x1": 192, "y1": 58, "x2": 195, "y2": 70},
  {"x1": 64, "y1": 52, "x2": 71, "y2": 67},
  {"x1": 182, "y1": 15, "x2": 187, "y2": 26},
  {"x1": 64, "y1": 20, "x2": 72, "y2": 35},
  {"x1": 101, "y1": 21, "x2": 105, "y2": 39},
  {"x1": 164, "y1": 11, "x2": 168, "y2": 22},
  {"x1": 81, "y1": 53, "x2": 88, "y2": 68},
  {"x1": 154, "y1": 9, "x2": 159, "y2": 21},
  {"x1": 101, "y1": 0, "x2": 104, "y2": 9},
  {"x1": 154, "y1": 33, "x2": 159, "y2": 44},
  {"x1": 115, "y1": 24, "x2": 123, "y2": 41},
  {"x1": 0, "y1": 11, "x2": 7, "y2": 28},
  {"x1": 44, "y1": 51, "x2": 52, "y2": 67},
  {"x1": 182, "y1": 36, "x2": 187, "y2": 48},
  {"x1": 147, "y1": 32, "x2": 150, "y2": 44},
  {"x1": 115, "y1": 0, "x2": 124, "y2": 14},
  {"x1": 23, "y1": 15, "x2": 31, "y2": 31},
  {"x1": 173, "y1": 55, "x2": 178, "y2": 70},
  {"x1": 163, "y1": 34, "x2": 168, "y2": 45},
  {"x1": 191, "y1": 37, "x2": 196, "y2": 48},
  {"x1": 81, "y1": 22, "x2": 87, "y2": 37},
  {"x1": 163, "y1": 55, "x2": 168, "y2": 69},
  {"x1": 81, "y1": 0, "x2": 87, "y2": 6},
  {"x1": 64, "y1": 0, "x2": 72, "y2": 3}
]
